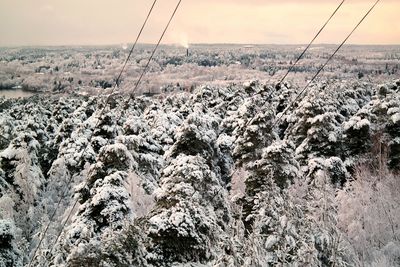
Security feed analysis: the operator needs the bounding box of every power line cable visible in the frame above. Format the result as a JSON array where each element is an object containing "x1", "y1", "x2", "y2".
[
  {"x1": 247, "y1": 0, "x2": 345, "y2": 126},
  {"x1": 27, "y1": 1, "x2": 158, "y2": 266},
  {"x1": 271, "y1": 0, "x2": 380, "y2": 129},
  {"x1": 43, "y1": 0, "x2": 182, "y2": 265},
  {"x1": 124, "y1": 0, "x2": 183, "y2": 108},
  {"x1": 114, "y1": 0, "x2": 158, "y2": 90},
  {"x1": 276, "y1": 0, "x2": 345, "y2": 88}
]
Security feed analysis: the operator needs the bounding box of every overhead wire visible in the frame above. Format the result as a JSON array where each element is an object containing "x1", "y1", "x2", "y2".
[
  {"x1": 123, "y1": 0, "x2": 183, "y2": 107},
  {"x1": 250, "y1": 0, "x2": 345, "y2": 124},
  {"x1": 41, "y1": 0, "x2": 183, "y2": 265},
  {"x1": 114, "y1": 0, "x2": 158, "y2": 90},
  {"x1": 27, "y1": 0, "x2": 158, "y2": 265},
  {"x1": 276, "y1": 0, "x2": 345, "y2": 87},
  {"x1": 271, "y1": 0, "x2": 381, "y2": 129}
]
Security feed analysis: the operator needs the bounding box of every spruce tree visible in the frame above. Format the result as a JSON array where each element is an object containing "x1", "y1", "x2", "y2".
[
  {"x1": 146, "y1": 111, "x2": 231, "y2": 265},
  {"x1": 55, "y1": 143, "x2": 134, "y2": 266}
]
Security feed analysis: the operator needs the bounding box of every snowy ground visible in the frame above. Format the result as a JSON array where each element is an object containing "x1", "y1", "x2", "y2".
[{"x1": 0, "y1": 44, "x2": 398, "y2": 95}]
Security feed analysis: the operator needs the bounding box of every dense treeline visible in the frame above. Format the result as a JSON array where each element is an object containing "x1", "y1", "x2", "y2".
[
  {"x1": 0, "y1": 78, "x2": 399, "y2": 266},
  {"x1": 0, "y1": 45, "x2": 398, "y2": 94}
]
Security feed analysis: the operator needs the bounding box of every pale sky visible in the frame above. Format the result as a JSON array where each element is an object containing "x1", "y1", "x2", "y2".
[{"x1": 0, "y1": 0, "x2": 399, "y2": 46}]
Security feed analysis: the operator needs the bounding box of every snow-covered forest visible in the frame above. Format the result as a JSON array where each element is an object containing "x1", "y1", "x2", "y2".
[
  {"x1": 0, "y1": 45, "x2": 398, "y2": 95},
  {"x1": 0, "y1": 45, "x2": 400, "y2": 267}
]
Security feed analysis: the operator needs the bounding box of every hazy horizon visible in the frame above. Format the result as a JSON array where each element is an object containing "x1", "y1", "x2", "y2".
[{"x1": 1, "y1": 42, "x2": 400, "y2": 49}]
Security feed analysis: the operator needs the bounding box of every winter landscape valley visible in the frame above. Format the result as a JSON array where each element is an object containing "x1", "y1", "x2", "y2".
[{"x1": 0, "y1": 44, "x2": 400, "y2": 267}]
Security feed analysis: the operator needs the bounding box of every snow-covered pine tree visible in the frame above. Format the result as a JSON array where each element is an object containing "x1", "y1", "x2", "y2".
[
  {"x1": 144, "y1": 100, "x2": 184, "y2": 151},
  {"x1": 342, "y1": 82, "x2": 400, "y2": 171},
  {"x1": 53, "y1": 143, "x2": 134, "y2": 266},
  {"x1": 282, "y1": 86, "x2": 344, "y2": 165},
  {"x1": 241, "y1": 180, "x2": 321, "y2": 266},
  {"x1": 241, "y1": 140, "x2": 299, "y2": 232},
  {"x1": 0, "y1": 219, "x2": 22, "y2": 267},
  {"x1": 0, "y1": 132, "x2": 44, "y2": 256},
  {"x1": 233, "y1": 101, "x2": 276, "y2": 167},
  {"x1": 117, "y1": 115, "x2": 164, "y2": 193},
  {"x1": 146, "y1": 110, "x2": 231, "y2": 266},
  {"x1": 385, "y1": 89, "x2": 400, "y2": 171},
  {"x1": 302, "y1": 159, "x2": 354, "y2": 266}
]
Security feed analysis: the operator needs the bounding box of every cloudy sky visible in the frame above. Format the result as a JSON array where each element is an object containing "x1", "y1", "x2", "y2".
[{"x1": 0, "y1": 0, "x2": 398, "y2": 46}]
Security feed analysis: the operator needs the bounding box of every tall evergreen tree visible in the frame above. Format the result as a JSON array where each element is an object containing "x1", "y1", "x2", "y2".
[
  {"x1": 146, "y1": 111, "x2": 231, "y2": 265},
  {"x1": 54, "y1": 143, "x2": 134, "y2": 266}
]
